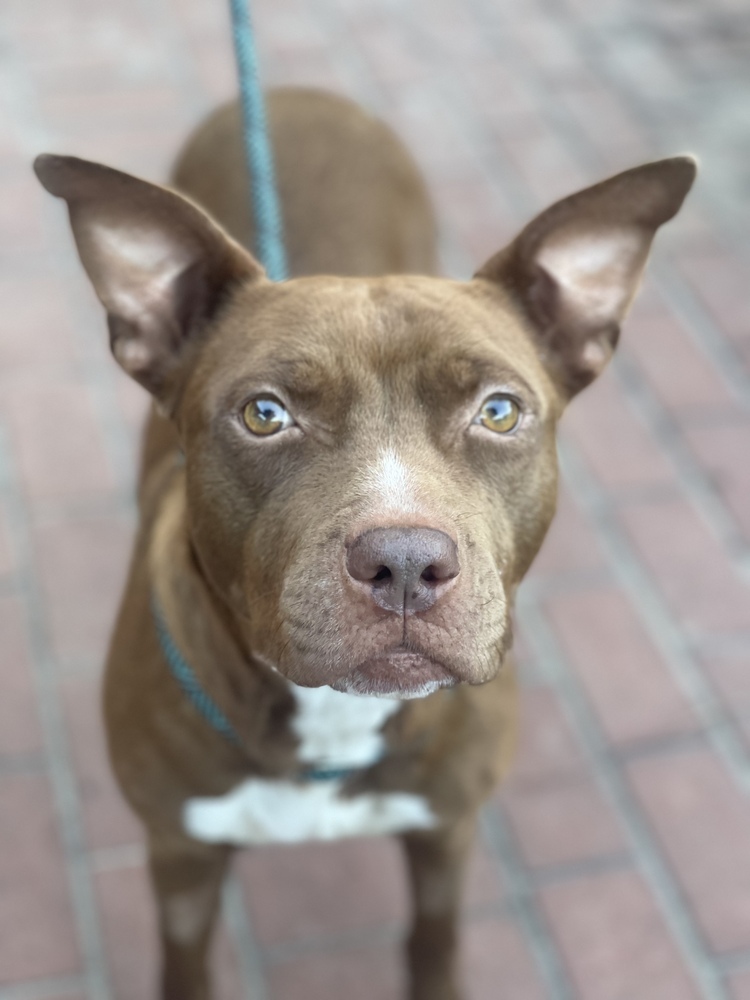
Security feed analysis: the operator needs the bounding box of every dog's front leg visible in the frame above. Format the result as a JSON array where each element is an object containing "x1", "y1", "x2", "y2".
[
  {"x1": 401, "y1": 817, "x2": 475, "y2": 1000},
  {"x1": 148, "y1": 833, "x2": 232, "y2": 1000}
]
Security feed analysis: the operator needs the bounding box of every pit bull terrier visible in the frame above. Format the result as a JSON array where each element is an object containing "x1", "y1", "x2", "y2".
[{"x1": 34, "y1": 87, "x2": 695, "y2": 1000}]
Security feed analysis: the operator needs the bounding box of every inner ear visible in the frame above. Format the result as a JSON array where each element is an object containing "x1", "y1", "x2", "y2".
[
  {"x1": 476, "y1": 157, "x2": 697, "y2": 397},
  {"x1": 34, "y1": 153, "x2": 265, "y2": 404}
]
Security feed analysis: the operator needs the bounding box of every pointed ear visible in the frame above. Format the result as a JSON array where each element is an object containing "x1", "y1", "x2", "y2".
[
  {"x1": 475, "y1": 157, "x2": 697, "y2": 397},
  {"x1": 34, "y1": 154, "x2": 264, "y2": 403}
]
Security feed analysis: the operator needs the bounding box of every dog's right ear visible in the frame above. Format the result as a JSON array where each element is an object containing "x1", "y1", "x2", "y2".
[{"x1": 34, "y1": 154, "x2": 264, "y2": 403}]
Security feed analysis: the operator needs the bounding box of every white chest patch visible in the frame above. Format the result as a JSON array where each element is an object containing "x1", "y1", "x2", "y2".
[
  {"x1": 183, "y1": 683, "x2": 436, "y2": 845},
  {"x1": 183, "y1": 777, "x2": 435, "y2": 845},
  {"x1": 290, "y1": 683, "x2": 401, "y2": 768}
]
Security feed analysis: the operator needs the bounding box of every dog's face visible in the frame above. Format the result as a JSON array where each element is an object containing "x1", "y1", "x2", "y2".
[
  {"x1": 180, "y1": 276, "x2": 559, "y2": 696},
  {"x1": 34, "y1": 152, "x2": 695, "y2": 697}
]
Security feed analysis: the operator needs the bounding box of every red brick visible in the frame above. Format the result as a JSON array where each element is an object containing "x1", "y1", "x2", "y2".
[
  {"x1": 504, "y1": 687, "x2": 588, "y2": 789},
  {"x1": 502, "y1": 774, "x2": 624, "y2": 869},
  {"x1": 267, "y1": 940, "x2": 405, "y2": 1000},
  {"x1": 511, "y1": 17, "x2": 588, "y2": 81},
  {"x1": 412, "y1": 0, "x2": 490, "y2": 60},
  {"x1": 619, "y1": 494, "x2": 750, "y2": 633},
  {"x1": 544, "y1": 586, "x2": 697, "y2": 745},
  {"x1": 625, "y1": 300, "x2": 735, "y2": 416},
  {"x1": 501, "y1": 123, "x2": 589, "y2": 209},
  {"x1": 191, "y1": 45, "x2": 240, "y2": 105},
  {"x1": 463, "y1": 837, "x2": 504, "y2": 911},
  {"x1": 358, "y1": 25, "x2": 428, "y2": 86},
  {"x1": 462, "y1": 61, "x2": 538, "y2": 132},
  {"x1": 678, "y1": 245, "x2": 750, "y2": 360},
  {"x1": 463, "y1": 917, "x2": 546, "y2": 1000},
  {"x1": 529, "y1": 486, "x2": 605, "y2": 578},
  {"x1": 95, "y1": 862, "x2": 240, "y2": 1000},
  {"x1": 0, "y1": 773, "x2": 80, "y2": 983},
  {"x1": 561, "y1": 372, "x2": 675, "y2": 491},
  {"x1": 4, "y1": 378, "x2": 115, "y2": 502},
  {"x1": 437, "y1": 173, "x2": 516, "y2": 267},
  {"x1": 33, "y1": 513, "x2": 134, "y2": 664},
  {"x1": 115, "y1": 369, "x2": 150, "y2": 438},
  {"x1": 0, "y1": 171, "x2": 48, "y2": 261},
  {"x1": 554, "y1": 75, "x2": 652, "y2": 169},
  {"x1": 388, "y1": 95, "x2": 476, "y2": 181},
  {"x1": 61, "y1": 673, "x2": 142, "y2": 850},
  {"x1": 701, "y1": 651, "x2": 750, "y2": 718},
  {"x1": 0, "y1": 276, "x2": 80, "y2": 374},
  {"x1": 628, "y1": 748, "x2": 750, "y2": 954},
  {"x1": 64, "y1": 127, "x2": 186, "y2": 186},
  {"x1": 237, "y1": 835, "x2": 408, "y2": 948},
  {"x1": 0, "y1": 596, "x2": 43, "y2": 757},
  {"x1": 684, "y1": 417, "x2": 750, "y2": 542},
  {"x1": 38, "y1": 86, "x2": 184, "y2": 137},
  {"x1": 729, "y1": 969, "x2": 750, "y2": 1000},
  {"x1": 541, "y1": 870, "x2": 700, "y2": 1000},
  {"x1": 0, "y1": 505, "x2": 15, "y2": 578}
]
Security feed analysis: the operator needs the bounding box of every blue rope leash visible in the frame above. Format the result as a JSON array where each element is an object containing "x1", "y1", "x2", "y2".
[
  {"x1": 151, "y1": 596, "x2": 242, "y2": 747},
  {"x1": 229, "y1": 0, "x2": 288, "y2": 281}
]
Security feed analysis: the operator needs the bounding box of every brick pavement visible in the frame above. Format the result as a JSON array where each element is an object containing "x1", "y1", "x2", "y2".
[{"x1": 1, "y1": 0, "x2": 749, "y2": 997}]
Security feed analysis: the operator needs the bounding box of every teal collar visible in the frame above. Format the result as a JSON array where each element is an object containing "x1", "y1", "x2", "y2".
[{"x1": 151, "y1": 596, "x2": 362, "y2": 782}]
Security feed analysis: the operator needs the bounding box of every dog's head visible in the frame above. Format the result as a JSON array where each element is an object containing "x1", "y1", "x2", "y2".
[{"x1": 34, "y1": 153, "x2": 695, "y2": 698}]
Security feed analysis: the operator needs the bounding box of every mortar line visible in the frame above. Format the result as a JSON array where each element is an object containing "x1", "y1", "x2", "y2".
[
  {"x1": 714, "y1": 949, "x2": 750, "y2": 976},
  {"x1": 528, "y1": 849, "x2": 633, "y2": 887},
  {"x1": 261, "y1": 918, "x2": 403, "y2": 968},
  {"x1": 0, "y1": 975, "x2": 88, "y2": 1000},
  {"x1": 222, "y1": 872, "x2": 272, "y2": 1000},
  {"x1": 558, "y1": 438, "x2": 750, "y2": 790},
  {"x1": 609, "y1": 351, "x2": 750, "y2": 576},
  {"x1": 0, "y1": 434, "x2": 112, "y2": 1000},
  {"x1": 515, "y1": 592, "x2": 729, "y2": 1000},
  {"x1": 479, "y1": 805, "x2": 577, "y2": 1000}
]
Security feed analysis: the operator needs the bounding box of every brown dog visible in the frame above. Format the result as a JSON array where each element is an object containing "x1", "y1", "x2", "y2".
[{"x1": 34, "y1": 87, "x2": 695, "y2": 1000}]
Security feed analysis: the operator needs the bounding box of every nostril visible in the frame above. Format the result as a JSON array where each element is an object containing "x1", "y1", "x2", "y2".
[
  {"x1": 421, "y1": 560, "x2": 459, "y2": 586},
  {"x1": 372, "y1": 566, "x2": 391, "y2": 584}
]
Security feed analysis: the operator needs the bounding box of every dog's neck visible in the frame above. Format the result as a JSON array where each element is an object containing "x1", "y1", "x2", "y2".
[{"x1": 148, "y1": 469, "x2": 302, "y2": 764}]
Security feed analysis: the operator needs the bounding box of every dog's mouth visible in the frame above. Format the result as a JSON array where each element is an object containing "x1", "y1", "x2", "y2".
[{"x1": 331, "y1": 647, "x2": 458, "y2": 700}]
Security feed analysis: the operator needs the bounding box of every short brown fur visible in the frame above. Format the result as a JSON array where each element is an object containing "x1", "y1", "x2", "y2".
[{"x1": 34, "y1": 86, "x2": 695, "y2": 1000}]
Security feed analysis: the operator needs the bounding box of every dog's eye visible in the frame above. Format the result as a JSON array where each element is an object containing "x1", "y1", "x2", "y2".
[
  {"x1": 476, "y1": 395, "x2": 521, "y2": 434},
  {"x1": 242, "y1": 397, "x2": 293, "y2": 436}
]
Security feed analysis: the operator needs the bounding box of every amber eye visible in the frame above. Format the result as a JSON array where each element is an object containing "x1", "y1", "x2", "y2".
[
  {"x1": 477, "y1": 395, "x2": 521, "y2": 434},
  {"x1": 242, "y1": 397, "x2": 293, "y2": 436}
]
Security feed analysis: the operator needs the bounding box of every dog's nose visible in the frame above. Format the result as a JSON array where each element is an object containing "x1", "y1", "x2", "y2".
[{"x1": 346, "y1": 527, "x2": 460, "y2": 614}]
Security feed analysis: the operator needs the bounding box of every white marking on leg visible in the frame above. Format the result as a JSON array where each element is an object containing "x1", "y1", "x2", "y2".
[{"x1": 162, "y1": 884, "x2": 216, "y2": 945}]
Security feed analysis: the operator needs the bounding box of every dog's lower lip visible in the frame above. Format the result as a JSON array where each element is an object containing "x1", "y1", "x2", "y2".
[{"x1": 334, "y1": 649, "x2": 456, "y2": 698}]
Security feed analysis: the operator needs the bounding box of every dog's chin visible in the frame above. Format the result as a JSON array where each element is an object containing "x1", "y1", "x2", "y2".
[{"x1": 331, "y1": 650, "x2": 458, "y2": 700}]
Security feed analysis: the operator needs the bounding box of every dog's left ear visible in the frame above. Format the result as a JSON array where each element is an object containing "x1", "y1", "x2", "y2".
[
  {"x1": 34, "y1": 154, "x2": 264, "y2": 403},
  {"x1": 475, "y1": 157, "x2": 697, "y2": 396}
]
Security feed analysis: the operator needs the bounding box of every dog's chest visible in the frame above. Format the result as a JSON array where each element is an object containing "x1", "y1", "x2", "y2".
[{"x1": 183, "y1": 686, "x2": 436, "y2": 845}]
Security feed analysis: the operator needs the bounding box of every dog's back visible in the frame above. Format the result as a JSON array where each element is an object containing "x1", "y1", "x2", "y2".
[{"x1": 171, "y1": 87, "x2": 438, "y2": 279}]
